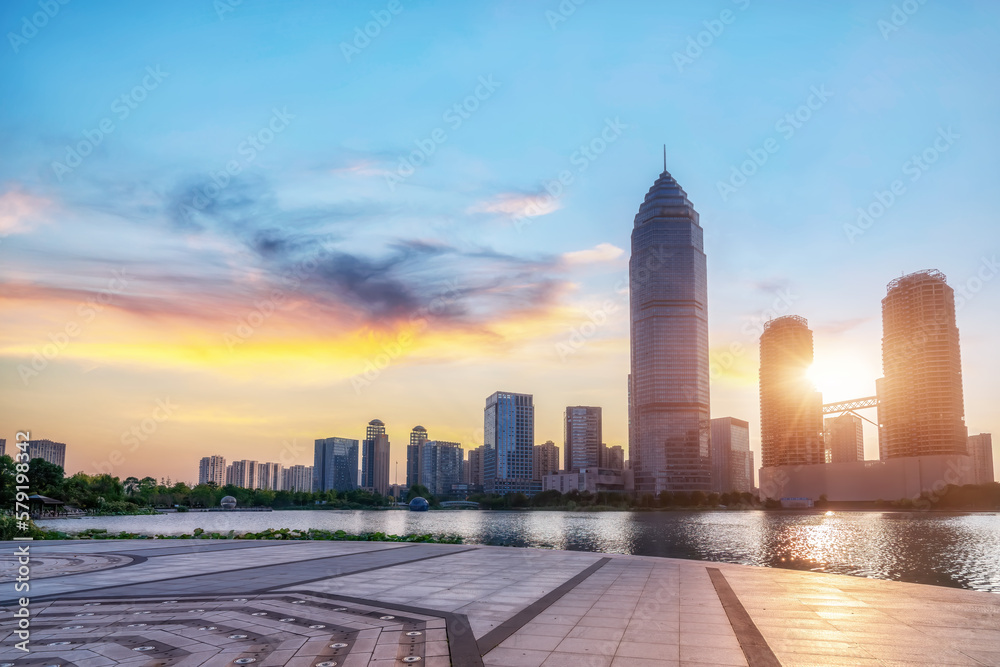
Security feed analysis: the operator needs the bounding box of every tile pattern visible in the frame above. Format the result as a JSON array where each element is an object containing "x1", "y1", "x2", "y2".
[{"x1": 0, "y1": 551, "x2": 134, "y2": 582}]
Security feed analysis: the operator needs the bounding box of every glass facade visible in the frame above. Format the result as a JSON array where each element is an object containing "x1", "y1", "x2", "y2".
[
  {"x1": 564, "y1": 406, "x2": 602, "y2": 471},
  {"x1": 313, "y1": 437, "x2": 359, "y2": 493},
  {"x1": 484, "y1": 391, "x2": 536, "y2": 495},
  {"x1": 407, "y1": 425, "x2": 428, "y2": 487},
  {"x1": 629, "y1": 169, "x2": 712, "y2": 493},
  {"x1": 420, "y1": 440, "x2": 464, "y2": 496}
]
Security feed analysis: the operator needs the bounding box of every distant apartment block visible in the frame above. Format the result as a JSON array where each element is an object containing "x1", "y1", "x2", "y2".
[
  {"x1": 361, "y1": 419, "x2": 390, "y2": 495},
  {"x1": 466, "y1": 446, "x2": 484, "y2": 487},
  {"x1": 710, "y1": 417, "x2": 753, "y2": 494},
  {"x1": 533, "y1": 440, "x2": 560, "y2": 481},
  {"x1": 407, "y1": 425, "x2": 428, "y2": 487},
  {"x1": 564, "y1": 406, "x2": 602, "y2": 471},
  {"x1": 226, "y1": 460, "x2": 257, "y2": 488},
  {"x1": 0, "y1": 439, "x2": 5, "y2": 458},
  {"x1": 257, "y1": 462, "x2": 283, "y2": 491},
  {"x1": 26, "y1": 439, "x2": 67, "y2": 469},
  {"x1": 421, "y1": 441, "x2": 463, "y2": 496},
  {"x1": 198, "y1": 455, "x2": 226, "y2": 486},
  {"x1": 759, "y1": 316, "x2": 824, "y2": 468},
  {"x1": 878, "y1": 270, "x2": 968, "y2": 459},
  {"x1": 825, "y1": 414, "x2": 864, "y2": 463},
  {"x1": 282, "y1": 464, "x2": 314, "y2": 492},
  {"x1": 314, "y1": 437, "x2": 359, "y2": 493},
  {"x1": 484, "y1": 391, "x2": 537, "y2": 495},
  {"x1": 604, "y1": 444, "x2": 625, "y2": 471},
  {"x1": 968, "y1": 433, "x2": 995, "y2": 485}
]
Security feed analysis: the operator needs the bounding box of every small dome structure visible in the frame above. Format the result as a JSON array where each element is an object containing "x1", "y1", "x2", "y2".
[
  {"x1": 408, "y1": 497, "x2": 429, "y2": 512},
  {"x1": 220, "y1": 496, "x2": 237, "y2": 510}
]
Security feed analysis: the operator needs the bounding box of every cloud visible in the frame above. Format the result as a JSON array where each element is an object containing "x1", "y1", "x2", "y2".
[
  {"x1": 468, "y1": 191, "x2": 562, "y2": 218},
  {"x1": 561, "y1": 243, "x2": 624, "y2": 265},
  {"x1": 0, "y1": 187, "x2": 50, "y2": 235}
]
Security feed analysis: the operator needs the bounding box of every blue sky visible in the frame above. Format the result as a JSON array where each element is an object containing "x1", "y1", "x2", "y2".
[{"x1": 1, "y1": 0, "x2": 997, "y2": 481}]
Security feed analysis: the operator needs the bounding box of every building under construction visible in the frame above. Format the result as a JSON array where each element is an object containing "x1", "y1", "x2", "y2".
[
  {"x1": 877, "y1": 270, "x2": 968, "y2": 459},
  {"x1": 759, "y1": 315, "x2": 825, "y2": 468}
]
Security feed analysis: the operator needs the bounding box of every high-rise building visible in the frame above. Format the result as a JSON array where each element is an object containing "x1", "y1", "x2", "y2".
[
  {"x1": 282, "y1": 464, "x2": 314, "y2": 492},
  {"x1": 629, "y1": 167, "x2": 712, "y2": 493},
  {"x1": 825, "y1": 414, "x2": 864, "y2": 464},
  {"x1": 198, "y1": 455, "x2": 226, "y2": 486},
  {"x1": 256, "y1": 462, "x2": 283, "y2": 491},
  {"x1": 0, "y1": 439, "x2": 5, "y2": 458},
  {"x1": 759, "y1": 316, "x2": 824, "y2": 468},
  {"x1": 533, "y1": 440, "x2": 560, "y2": 481},
  {"x1": 226, "y1": 459, "x2": 257, "y2": 488},
  {"x1": 710, "y1": 417, "x2": 753, "y2": 494},
  {"x1": 361, "y1": 419, "x2": 385, "y2": 489},
  {"x1": 968, "y1": 433, "x2": 995, "y2": 485},
  {"x1": 484, "y1": 391, "x2": 536, "y2": 495},
  {"x1": 25, "y1": 439, "x2": 67, "y2": 469},
  {"x1": 604, "y1": 445, "x2": 625, "y2": 471},
  {"x1": 878, "y1": 270, "x2": 968, "y2": 459},
  {"x1": 420, "y1": 441, "x2": 463, "y2": 496},
  {"x1": 314, "y1": 437, "x2": 359, "y2": 493},
  {"x1": 564, "y1": 406, "x2": 602, "y2": 471},
  {"x1": 407, "y1": 425, "x2": 428, "y2": 488},
  {"x1": 466, "y1": 446, "x2": 484, "y2": 487}
]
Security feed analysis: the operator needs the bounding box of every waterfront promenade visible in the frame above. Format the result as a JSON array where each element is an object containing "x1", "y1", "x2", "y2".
[{"x1": 1, "y1": 540, "x2": 998, "y2": 666}]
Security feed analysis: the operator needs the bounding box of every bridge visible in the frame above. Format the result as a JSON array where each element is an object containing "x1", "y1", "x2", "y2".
[{"x1": 822, "y1": 395, "x2": 879, "y2": 426}]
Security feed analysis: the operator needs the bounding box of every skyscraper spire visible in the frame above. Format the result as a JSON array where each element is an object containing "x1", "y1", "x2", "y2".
[{"x1": 663, "y1": 144, "x2": 666, "y2": 173}]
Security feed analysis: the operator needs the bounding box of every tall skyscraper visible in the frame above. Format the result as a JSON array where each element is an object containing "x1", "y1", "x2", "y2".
[
  {"x1": 968, "y1": 433, "x2": 994, "y2": 485},
  {"x1": 198, "y1": 455, "x2": 226, "y2": 486},
  {"x1": 25, "y1": 439, "x2": 67, "y2": 469},
  {"x1": 466, "y1": 446, "x2": 484, "y2": 487},
  {"x1": 420, "y1": 441, "x2": 463, "y2": 496},
  {"x1": 361, "y1": 419, "x2": 385, "y2": 489},
  {"x1": 878, "y1": 270, "x2": 968, "y2": 459},
  {"x1": 533, "y1": 440, "x2": 560, "y2": 481},
  {"x1": 282, "y1": 464, "x2": 314, "y2": 492},
  {"x1": 564, "y1": 406, "x2": 602, "y2": 471},
  {"x1": 407, "y1": 425, "x2": 428, "y2": 487},
  {"x1": 759, "y1": 316, "x2": 824, "y2": 468},
  {"x1": 314, "y1": 437, "x2": 359, "y2": 493},
  {"x1": 484, "y1": 391, "x2": 535, "y2": 495},
  {"x1": 629, "y1": 166, "x2": 711, "y2": 493},
  {"x1": 710, "y1": 417, "x2": 753, "y2": 494},
  {"x1": 825, "y1": 414, "x2": 864, "y2": 463}
]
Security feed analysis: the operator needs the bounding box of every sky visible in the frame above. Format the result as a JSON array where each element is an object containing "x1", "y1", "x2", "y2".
[{"x1": 1, "y1": 0, "x2": 998, "y2": 484}]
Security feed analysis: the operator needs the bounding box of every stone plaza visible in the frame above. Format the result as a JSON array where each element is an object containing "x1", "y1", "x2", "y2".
[{"x1": 1, "y1": 540, "x2": 998, "y2": 666}]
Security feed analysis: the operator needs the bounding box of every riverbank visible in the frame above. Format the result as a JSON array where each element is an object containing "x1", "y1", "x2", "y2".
[{"x1": 4, "y1": 539, "x2": 998, "y2": 666}]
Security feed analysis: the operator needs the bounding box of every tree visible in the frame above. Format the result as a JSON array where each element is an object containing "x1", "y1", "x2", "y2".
[
  {"x1": 406, "y1": 484, "x2": 433, "y2": 503},
  {"x1": 28, "y1": 458, "x2": 64, "y2": 497}
]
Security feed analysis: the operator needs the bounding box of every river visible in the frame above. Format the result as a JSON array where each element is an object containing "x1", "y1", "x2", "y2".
[{"x1": 39, "y1": 509, "x2": 1000, "y2": 593}]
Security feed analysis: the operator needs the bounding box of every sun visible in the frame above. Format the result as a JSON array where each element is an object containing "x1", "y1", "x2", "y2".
[{"x1": 806, "y1": 356, "x2": 878, "y2": 403}]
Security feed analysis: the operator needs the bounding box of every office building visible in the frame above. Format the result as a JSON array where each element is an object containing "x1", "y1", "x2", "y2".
[
  {"x1": 466, "y1": 446, "x2": 484, "y2": 487},
  {"x1": 878, "y1": 270, "x2": 968, "y2": 459},
  {"x1": 710, "y1": 418, "x2": 753, "y2": 494},
  {"x1": 484, "y1": 391, "x2": 537, "y2": 495},
  {"x1": 759, "y1": 316, "x2": 825, "y2": 468},
  {"x1": 282, "y1": 464, "x2": 314, "y2": 492},
  {"x1": 407, "y1": 425, "x2": 428, "y2": 487},
  {"x1": 604, "y1": 444, "x2": 625, "y2": 471},
  {"x1": 968, "y1": 433, "x2": 995, "y2": 485},
  {"x1": 533, "y1": 440, "x2": 560, "y2": 481},
  {"x1": 198, "y1": 455, "x2": 226, "y2": 486},
  {"x1": 564, "y1": 406, "x2": 602, "y2": 471},
  {"x1": 361, "y1": 419, "x2": 385, "y2": 489},
  {"x1": 313, "y1": 437, "x2": 359, "y2": 493},
  {"x1": 421, "y1": 440, "x2": 463, "y2": 496},
  {"x1": 629, "y1": 166, "x2": 712, "y2": 493},
  {"x1": 25, "y1": 439, "x2": 67, "y2": 469},
  {"x1": 825, "y1": 414, "x2": 864, "y2": 464}
]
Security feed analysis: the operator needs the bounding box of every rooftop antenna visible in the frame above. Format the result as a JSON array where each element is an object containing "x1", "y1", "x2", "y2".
[{"x1": 663, "y1": 144, "x2": 666, "y2": 172}]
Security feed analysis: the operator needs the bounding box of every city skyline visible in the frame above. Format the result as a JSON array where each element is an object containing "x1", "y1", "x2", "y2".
[{"x1": 2, "y1": 1, "x2": 998, "y2": 483}]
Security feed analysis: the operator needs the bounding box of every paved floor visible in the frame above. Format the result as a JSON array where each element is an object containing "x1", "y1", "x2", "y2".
[{"x1": 1, "y1": 540, "x2": 998, "y2": 666}]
